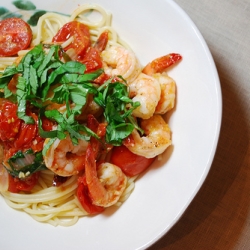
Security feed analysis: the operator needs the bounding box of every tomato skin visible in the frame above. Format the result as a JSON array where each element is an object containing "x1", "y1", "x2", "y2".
[
  {"x1": 14, "y1": 119, "x2": 37, "y2": 149},
  {"x1": 13, "y1": 111, "x2": 39, "y2": 150},
  {"x1": 52, "y1": 21, "x2": 91, "y2": 57},
  {"x1": 94, "y1": 73, "x2": 110, "y2": 85},
  {"x1": 79, "y1": 30, "x2": 109, "y2": 73},
  {"x1": 77, "y1": 176, "x2": 104, "y2": 214},
  {"x1": 0, "y1": 100, "x2": 44, "y2": 162},
  {"x1": 0, "y1": 18, "x2": 32, "y2": 56},
  {"x1": 41, "y1": 116, "x2": 55, "y2": 131},
  {"x1": 110, "y1": 145, "x2": 155, "y2": 177},
  {"x1": 8, "y1": 172, "x2": 39, "y2": 193},
  {"x1": 0, "y1": 100, "x2": 21, "y2": 142},
  {"x1": 80, "y1": 47, "x2": 103, "y2": 73},
  {"x1": 7, "y1": 175, "x2": 19, "y2": 193}
]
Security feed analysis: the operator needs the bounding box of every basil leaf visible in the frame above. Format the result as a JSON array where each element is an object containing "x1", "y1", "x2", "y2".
[
  {"x1": 12, "y1": 1, "x2": 36, "y2": 11},
  {"x1": 106, "y1": 123, "x2": 134, "y2": 146},
  {"x1": 93, "y1": 79, "x2": 142, "y2": 145},
  {"x1": 0, "y1": 65, "x2": 18, "y2": 87},
  {"x1": 16, "y1": 77, "x2": 34, "y2": 124},
  {"x1": 42, "y1": 137, "x2": 56, "y2": 156}
]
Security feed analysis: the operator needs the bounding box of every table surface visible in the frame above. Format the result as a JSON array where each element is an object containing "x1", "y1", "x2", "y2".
[{"x1": 149, "y1": 0, "x2": 250, "y2": 249}]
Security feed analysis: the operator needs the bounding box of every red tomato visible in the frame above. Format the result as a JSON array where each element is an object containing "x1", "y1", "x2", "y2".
[
  {"x1": 8, "y1": 172, "x2": 39, "y2": 193},
  {"x1": 52, "y1": 21, "x2": 91, "y2": 57},
  {"x1": 7, "y1": 174, "x2": 18, "y2": 193},
  {"x1": 77, "y1": 176, "x2": 104, "y2": 214},
  {"x1": 13, "y1": 112, "x2": 38, "y2": 150},
  {"x1": 30, "y1": 134, "x2": 44, "y2": 153},
  {"x1": 80, "y1": 47, "x2": 103, "y2": 73},
  {"x1": 0, "y1": 18, "x2": 32, "y2": 56},
  {"x1": 79, "y1": 30, "x2": 109, "y2": 72},
  {"x1": 93, "y1": 73, "x2": 110, "y2": 85},
  {"x1": 41, "y1": 116, "x2": 55, "y2": 131},
  {"x1": 0, "y1": 100, "x2": 21, "y2": 142},
  {"x1": 110, "y1": 145, "x2": 155, "y2": 177}
]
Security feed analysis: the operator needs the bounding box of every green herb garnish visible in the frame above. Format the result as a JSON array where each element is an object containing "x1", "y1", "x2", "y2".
[
  {"x1": 0, "y1": 44, "x2": 141, "y2": 151},
  {"x1": 94, "y1": 77, "x2": 143, "y2": 145}
]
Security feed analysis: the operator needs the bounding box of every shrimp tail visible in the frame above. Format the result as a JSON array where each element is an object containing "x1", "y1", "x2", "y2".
[
  {"x1": 85, "y1": 143, "x2": 106, "y2": 202},
  {"x1": 94, "y1": 30, "x2": 109, "y2": 52},
  {"x1": 86, "y1": 114, "x2": 104, "y2": 159},
  {"x1": 143, "y1": 53, "x2": 182, "y2": 75}
]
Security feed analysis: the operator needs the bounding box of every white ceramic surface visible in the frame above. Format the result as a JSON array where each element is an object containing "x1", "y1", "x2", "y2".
[{"x1": 0, "y1": 0, "x2": 222, "y2": 249}]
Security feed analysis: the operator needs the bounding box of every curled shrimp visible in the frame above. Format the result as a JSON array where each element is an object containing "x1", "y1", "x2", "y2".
[
  {"x1": 101, "y1": 45, "x2": 141, "y2": 84},
  {"x1": 152, "y1": 73, "x2": 176, "y2": 114},
  {"x1": 101, "y1": 45, "x2": 161, "y2": 119},
  {"x1": 85, "y1": 144, "x2": 127, "y2": 207},
  {"x1": 128, "y1": 73, "x2": 161, "y2": 119},
  {"x1": 123, "y1": 115, "x2": 171, "y2": 158},
  {"x1": 44, "y1": 135, "x2": 88, "y2": 176},
  {"x1": 143, "y1": 53, "x2": 182, "y2": 114}
]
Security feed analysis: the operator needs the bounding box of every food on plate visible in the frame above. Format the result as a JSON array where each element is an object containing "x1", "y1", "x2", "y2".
[
  {"x1": 0, "y1": 17, "x2": 33, "y2": 57},
  {"x1": 0, "y1": 4, "x2": 181, "y2": 226}
]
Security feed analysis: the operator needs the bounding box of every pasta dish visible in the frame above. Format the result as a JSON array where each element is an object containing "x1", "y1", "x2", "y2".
[{"x1": 0, "y1": 4, "x2": 181, "y2": 226}]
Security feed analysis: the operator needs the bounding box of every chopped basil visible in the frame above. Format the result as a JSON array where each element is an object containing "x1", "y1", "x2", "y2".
[
  {"x1": 94, "y1": 78, "x2": 143, "y2": 145},
  {"x1": 0, "y1": 44, "x2": 142, "y2": 151}
]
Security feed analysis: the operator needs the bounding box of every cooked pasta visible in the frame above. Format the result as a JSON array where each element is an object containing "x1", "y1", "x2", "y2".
[
  {"x1": 0, "y1": 3, "x2": 181, "y2": 226},
  {"x1": 0, "y1": 4, "x2": 138, "y2": 226},
  {"x1": 1, "y1": 170, "x2": 137, "y2": 226},
  {"x1": 0, "y1": 4, "x2": 129, "y2": 71}
]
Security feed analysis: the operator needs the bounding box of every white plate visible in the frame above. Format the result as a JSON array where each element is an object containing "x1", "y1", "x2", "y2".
[{"x1": 0, "y1": 0, "x2": 221, "y2": 249}]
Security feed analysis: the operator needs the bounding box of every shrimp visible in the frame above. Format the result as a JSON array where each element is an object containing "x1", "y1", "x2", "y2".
[
  {"x1": 123, "y1": 114, "x2": 171, "y2": 158},
  {"x1": 85, "y1": 144, "x2": 127, "y2": 207},
  {"x1": 152, "y1": 73, "x2": 176, "y2": 114},
  {"x1": 101, "y1": 45, "x2": 141, "y2": 84},
  {"x1": 128, "y1": 73, "x2": 161, "y2": 119},
  {"x1": 44, "y1": 135, "x2": 88, "y2": 176},
  {"x1": 101, "y1": 47, "x2": 181, "y2": 118},
  {"x1": 101, "y1": 45, "x2": 162, "y2": 119},
  {"x1": 143, "y1": 53, "x2": 182, "y2": 114}
]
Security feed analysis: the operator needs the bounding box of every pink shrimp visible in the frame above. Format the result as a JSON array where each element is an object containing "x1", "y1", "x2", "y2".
[
  {"x1": 44, "y1": 135, "x2": 88, "y2": 177},
  {"x1": 143, "y1": 53, "x2": 182, "y2": 114},
  {"x1": 84, "y1": 143, "x2": 127, "y2": 207},
  {"x1": 143, "y1": 53, "x2": 182, "y2": 75}
]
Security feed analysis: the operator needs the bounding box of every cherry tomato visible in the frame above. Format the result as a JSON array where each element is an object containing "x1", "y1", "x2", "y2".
[
  {"x1": 30, "y1": 134, "x2": 44, "y2": 153},
  {"x1": 8, "y1": 172, "x2": 39, "y2": 193},
  {"x1": 0, "y1": 18, "x2": 32, "y2": 56},
  {"x1": 52, "y1": 21, "x2": 91, "y2": 57},
  {"x1": 110, "y1": 145, "x2": 155, "y2": 177},
  {"x1": 13, "y1": 112, "x2": 38, "y2": 150},
  {"x1": 94, "y1": 73, "x2": 110, "y2": 85},
  {"x1": 77, "y1": 176, "x2": 104, "y2": 214},
  {"x1": 0, "y1": 100, "x2": 21, "y2": 142},
  {"x1": 79, "y1": 30, "x2": 109, "y2": 73},
  {"x1": 41, "y1": 116, "x2": 55, "y2": 131},
  {"x1": 80, "y1": 47, "x2": 103, "y2": 73},
  {"x1": 7, "y1": 174, "x2": 18, "y2": 193}
]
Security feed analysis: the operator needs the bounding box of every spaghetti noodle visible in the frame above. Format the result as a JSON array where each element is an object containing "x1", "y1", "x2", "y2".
[
  {"x1": 0, "y1": 3, "x2": 180, "y2": 226},
  {"x1": 0, "y1": 4, "x2": 137, "y2": 226}
]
